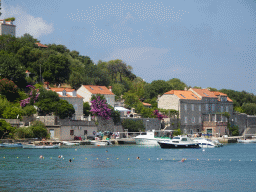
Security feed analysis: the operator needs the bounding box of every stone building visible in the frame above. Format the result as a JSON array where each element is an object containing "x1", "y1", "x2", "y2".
[
  {"x1": 0, "y1": 19, "x2": 15, "y2": 36},
  {"x1": 49, "y1": 88, "x2": 83, "y2": 120},
  {"x1": 77, "y1": 85, "x2": 115, "y2": 107},
  {"x1": 158, "y1": 88, "x2": 233, "y2": 136}
]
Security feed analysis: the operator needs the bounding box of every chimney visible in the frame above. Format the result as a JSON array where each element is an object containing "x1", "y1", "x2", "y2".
[
  {"x1": 108, "y1": 86, "x2": 112, "y2": 92},
  {"x1": 44, "y1": 82, "x2": 50, "y2": 89},
  {"x1": 184, "y1": 87, "x2": 187, "y2": 91}
]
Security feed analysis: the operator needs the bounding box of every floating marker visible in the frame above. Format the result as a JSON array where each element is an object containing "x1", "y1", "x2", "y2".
[
  {"x1": 197, "y1": 159, "x2": 199, "y2": 161},
  {"x1": 107, "y1": 158, "x2": 109, "y2": 160},
  {"x1": 117, "y1": 158, "x2": 119, "y2": 160},
  {"x1": 148, "y1": 158, "x2": 150, "y2": 160},
  {"x1": 97, "y1": 158, "x2": 98, "y2": 160},
  {"x1": 161, "y1": 159, "x2": 162, "y2": 160},
  {"x1": 73, "y1": 158, "x2": 74, "y2": 160},
  {"x1": 230, "y1": 159, "x2": 231, "y2": 161},
  {"x1": 50, "y1": 157, "x2": 52, "y2": 159},
  {"x1": 185, "y1": 159, "x2": 187, "y2": 160},
  {"x1": 219, "y1": 159, "x2": 220, "y2": 161},
  {"x1": 173, "y1": 158, "x2": 175, "y2": 160},
  {"x1": 251, "y1": 160, "x2": 252, "y2": 161},
  {"x1": 208, "y1": 159, "x2": 209, "y2": 161},
  {"x1": 239, "y1": 160, "x2": 241, "y2": 161},
  {"x1": 128, "y1": 158, "x2": 129, "y2": 160},
  {"x1": 3, "y1": 157, "x2": 5, "y2": 159},
  {"x1": 63, "y1": 158, "x2": 64, "y2": 159},
  {"x1": 85, "y1": 158, "x2": 87, "y2": 160},
  {"x1": 17, "y1": 157, "x2": 19, "y2": 159},
  {"x1": 28, "y1": 157, "x2": 30, "y2": 158}
]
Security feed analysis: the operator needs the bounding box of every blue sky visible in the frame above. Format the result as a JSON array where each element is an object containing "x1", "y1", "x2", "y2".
[{"x1": 1, "y1": 0, "x2": 256, "y2": 94}]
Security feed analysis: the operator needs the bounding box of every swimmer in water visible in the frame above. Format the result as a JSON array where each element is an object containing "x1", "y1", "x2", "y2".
[
  {"x1": 180, "y1": 158, "x2": 185, "y2": 162},
  {"x1": 69, "y1": 159, "x2": 72, "y2": 162},
  {"x1": 39, "y1": 155, "x2": 43, "y2": 159},
  {"x1": 106, "y1": 150, "x2": 108, "y2": 152},
  {"x1": 136, "y1": 156, "x2": 140, "y2": 160}
]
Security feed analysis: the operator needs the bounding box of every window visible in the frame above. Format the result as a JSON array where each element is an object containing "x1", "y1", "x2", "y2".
[
  {"x1": 199, "y1": 116, "x2": 201, "y2": 123},
  {"x1": 99, "y1": 87, "x2": 103, "y2": 90},
  {"x1": 184, "y1": 104, "x2": 187, "y2": 111},
  {"x1": 70, "y1": 130, "x2": 74, "y2": 135},
  {"x1": 180, "y1": 94, "x2": 186, "y2": 98},
  {"x1": 212, "y1": 104, "x2": 215, "y2": 111},
  {"x1": 206, "y1": 104, "x2": 209, "y2": 111},
  {"x1": 106, "y1": 98, "x2": 109, "y2": 104},
  {"x1": 192, "y1": 117, "x2": 195, "y2": 123},
  {"x1": 84, "y1": 130, "x2": 87, "y2": 135},
  {"x1": 221, "y1": 116, "x2": 224, "y2": 122},
  {"x1": 212, "y1": 115, "x2": 215, "y2": 122},
  {"x1": 221, "y1": 106, "x2": 224, "y2": 112},
  {"x1": 226, "y1": 106, "x2": 229, "y2": 112},
  {"x1": 199, "y1": 105, "x2": 201, "y2": 111},
  {"x1": 203, "y1": 93, "x2": 209, "y2": 96},
  {"x1": 185, "y1": 116, "x2": 187, "y2": 123},
  {"x1": 191, "y1": 104, "x2": 194, "y2": 111},
  {"x1": 235, "y1": 117, "x2": 237, "y2": 122}
]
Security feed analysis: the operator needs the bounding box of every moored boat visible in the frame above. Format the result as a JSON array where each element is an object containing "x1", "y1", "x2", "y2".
[
  {"x1": 134, "y1": 130, "x2": 173, "y2": 145},
  {"x1": 237, "y1": 139, "x2": 256, "y2": 143},
  {"x1": 62, "y1": 141, "x2": 80, "y2": 146},
  {"x1": 193, "y1": 138, "x2": 220, "y2": 148},
  {"x1": 90, "y1": 140, "x2": 111, "y2": 146},
  {"x1": 0, "y1": 143, "x2": 23, "y2": 148},
  {"x1": 23, "y1": 143, "x2": 60, "y2": 149},
  {"x1": 158, "y1": 136, "x2": 200, "y2": 149}
]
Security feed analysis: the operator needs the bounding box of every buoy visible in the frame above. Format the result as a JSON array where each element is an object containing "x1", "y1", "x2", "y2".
[
  {"x1": 73, "y1": 158, "x2": 74, "y2": 160},
  {"x1": 3, "y1": 157, "x2": 5, "y2": 159},
  {"x1": 161, "y1": 158, "x2": 162, "y2": 160},
  {"x1": 97, "y1": 158, "x2": 98, "y2": 160},
  {"x1": 75, "y1": 149, "x2": 77, "y2": 151},
  {"x1": 173, "y1": 158, "x2": 175, "y2": 160},
  {"x1": 85, "y1": 158, "x2": 87, "y2": 160},
  {"x1": 117, "y1": 158, "x2": 119, "y2": 160},
  {"x1": 128, "y1": 158, "x2": 130, "y2": 160},
  {"x1": 28, "y1": 157, "x2": 29, "y2": 158},
  {"x1": 219, "y1": 159, "x2": 220, "y2": 161},
  {"x1": 239, "y1": 160, "x2": 241, "y2": 161},
  {"x1": 197, "y1": 159, "x2": 199, "y2": 161},
  {"x1": 185, "y1": 159, "x2": 187, "y2": 160},
  {"x1": 148, "y1": 158, "x2": 150, "y2": 160},
  {"x1": 208, "y1": 159, "x2": 209, "y2": 161},
  {"x1": 17, "y1": 157, "x2": 19, "y2": 158},
  {"x1": 50, "y1": 157, "x2": 52, "y2": 159},
  {"x1": 63, "y1": 158, "x2": 64, "y2": 159},
  {"x1": 107, "y1": 158, "x2": 109, "y2": 160}
]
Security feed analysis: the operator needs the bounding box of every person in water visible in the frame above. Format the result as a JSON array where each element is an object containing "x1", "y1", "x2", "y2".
[
  {"x1": 136, "y1": 156, "x2": 140, "y2": 160},
  {"x1": 180, "y1": 158, "x2": 185, "y2": 162},
  {"x1": 39, "y1": 155, "x2": 43, "y2": 159},
  {"x1": 69, "y1": 159, "x2": 72, "y2": 162}
]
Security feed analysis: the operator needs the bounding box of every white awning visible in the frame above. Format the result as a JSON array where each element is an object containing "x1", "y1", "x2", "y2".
[{"x1": 114, "y1": 107, "x2": 131, "y2": 112}]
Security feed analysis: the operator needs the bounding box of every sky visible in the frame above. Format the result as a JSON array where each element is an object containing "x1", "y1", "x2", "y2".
[{"x1": 1, "y1": 0, "x2": 256, "y2": 94}]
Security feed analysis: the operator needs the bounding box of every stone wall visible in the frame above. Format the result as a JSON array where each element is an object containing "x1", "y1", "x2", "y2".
[
  {"x1": 1, "y1": 119, "x2": 22, "y2": 127},
  {"x1": 97, "y1": 117, "x2": 124, "y2": 132},
  {"x1": 0, "y1": 24, "x2": 15, "y2": 36},
  {"x1": 61, "y1": 97, "x2": 83, "y2": 120}
]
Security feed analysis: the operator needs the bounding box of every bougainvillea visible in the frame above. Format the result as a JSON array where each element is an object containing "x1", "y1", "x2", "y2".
[
  {"x1": 90, "y1": 96, "x2": 112, "y2": 120},
  {"x1": 0, "y1": 78, "x2": 19, "y2": 102},
  {"x1": 20, "y1": 85, "x2": 39, "y2": 107},
  {"x1": 153, "y1": 110, "x2": 168, "y2": 120}
]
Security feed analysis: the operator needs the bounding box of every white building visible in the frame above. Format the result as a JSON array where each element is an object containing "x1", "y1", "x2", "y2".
[{"x1": 0, "y1": 20, "x2": 15, "y2": 36}]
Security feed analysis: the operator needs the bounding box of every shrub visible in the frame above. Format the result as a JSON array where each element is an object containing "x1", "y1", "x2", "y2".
[
  {"x1": 121, "y1": 119, "x2": 145, "y2": 132},
  {"x1": 0, "y1": 119, "x2": 16, "y2": 139}
]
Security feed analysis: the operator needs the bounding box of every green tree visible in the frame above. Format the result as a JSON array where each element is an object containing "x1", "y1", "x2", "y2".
[
  {"x1": 0, "y1": 78, "x2": 19, "y2": 102},
  {"x1": 2, "y1": 106, "x2": 24, "y2": 119},
  {"x1": 121, "y1": 119, "x2": 145, "y2": 132},
  {"x1": 23, "y1": 105, "x2": 37, "y2": 116},
  {"x1": 55, "y1": 100, "x2": 75, "y2": 119},
  {"x1": 112, "y1": 83, "x2": 126, "y2": 97},
  {"x1": 144, "y1": 80, "x2": 172, "y2": 99},
  {"x1": 0, "y1": 51, "x2": 26, "y2": 87},
  {"x1": 123, "y1": 92, "x2": 140, "y2": 109},
  {"x1": 4, "y1": 17, "x2": 15, "y2": 21},
  {"x1": 0, "y1": 97, "x2": 11, "y2": 118},
  {"x1": 83, "y1": 102, "x2": 91, "y2": 116},
  {"x1": 108, "y1": 105, "x2": 121, "y2": 125},
  {"x1": 167, "y1": 78, "x2": 187, "y2": 90},
  {"x1": 0, "y1": 119, "x2": 16, "y2": 139},
  {"x1": 241, "y1": 103, "x2": 256, "y2": 115},
  {"x1": 30, "y1": 121, "x2": 49, "y2": 139}
]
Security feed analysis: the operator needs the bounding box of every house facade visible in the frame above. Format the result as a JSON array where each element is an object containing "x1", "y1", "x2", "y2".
[
  {"x1": 77, "y1": 85, "x2": 115, "y2": 107},
  {"x1": 0, "y1": 20, "x2": 15, "y2": 36},
  {"x1": 158, "y1": 88, "x2": 233, "y2": 136},
  {"x1": 49, "y1": 88, "x2": 83, "y2": 120}
]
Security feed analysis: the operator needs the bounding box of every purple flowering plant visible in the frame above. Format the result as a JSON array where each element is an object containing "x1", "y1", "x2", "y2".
[
  {"x1": 153, "y1": 110, "x2": 167, "y2": 120},
  {"x1": 20, "y1": 85, "x2": 39, "y2": 107},
  {"x1": 90, "y1": 96, "x2": 112, "y2": 120}
]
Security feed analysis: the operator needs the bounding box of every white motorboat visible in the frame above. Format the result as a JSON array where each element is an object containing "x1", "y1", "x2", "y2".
[
  {"x1": 23, "y1": 144, "x2": 60, "y2": 149},
  {"x1": 193, "y1": 138, "x2": 220, "y2": 148},
  {"x1": 62, "y1": 141, "x2": 80, "y2": 146},
  {"x1": 158, "y1": 136, "x2": 200, "y2": 149},
  {"x1": 237, "y1": 139, "x2": 256, "y2": 143},
  {"x1": 0, "y1": 143, "x2": 23, "y2": 148},
  {"x1": 134, "y1": 130, "x2": 172, "y2": 145},
  {"x1": 90, "y1": 140, "x2": 111, "y2": 146}
]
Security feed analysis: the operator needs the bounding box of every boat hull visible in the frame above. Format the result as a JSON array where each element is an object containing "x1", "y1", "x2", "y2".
[
  {"x1": 237, "y1": 139, "x2": 256, "y2": 143},
  {"x1": 135, "y1": 138, "x2": 159, "y2": 145},
  {"x1": 158, "y1": 142, "x2": 200, "y2": 149},
  {"x1": 23, "y1": 144, "x2": 60, "y2": 149},
  {"x1": 0, "y1": 143, "x2": 23, "y2": 148}
]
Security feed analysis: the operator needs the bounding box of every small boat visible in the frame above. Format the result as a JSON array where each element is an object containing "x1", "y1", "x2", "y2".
[
  {"x1": 193, "y1": 138, "x2": 220, "y2": 148},
  {"x1": 90, "y1": 140, "x2": 111, "y2": 146},
  {"x1": 158, "y1": 136, "x2": 200, "y2": 149},
  {"x1": 0, "y1": 143, "x2": 23, "y2": 148},
  {"x1": 23, "y1": 144, "x2": 60, "y2": 149},
  {"x1": 134, "y1": 130, "x2": 173, "y2": 145},
  {"x1": 237, "y1": 139, "x2": 256, "y2": 143},
  {"x1": 62, "y1": 141, "x2": 80, "y2": 146}
]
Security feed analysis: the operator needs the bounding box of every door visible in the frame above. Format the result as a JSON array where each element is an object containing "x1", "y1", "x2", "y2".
[{"x1": 50, "y1": 129, "x2": 55, "y2": 139}]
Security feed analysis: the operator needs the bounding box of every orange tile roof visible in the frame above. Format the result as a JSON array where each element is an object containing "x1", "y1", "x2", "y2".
[
  {"x1": 192, "y1": 89, "x2": 217, "y2": 98},
  {"x1": 211, "y1": 91, "x2": 227, "y2": 96},
  {"x1": 164, "y1": 90, "x2": 201, "y2": 100},
  {"x1": 35, "y1": 42, "x2": 48, "y2": 48},
  {"x1": 49, "y1": 88, "x2": 82, "y2": 98},
  {"x1": 83, "y1": 85, "x2": 114, "y2": 95},
  {"x1": 142, "y1": 102, "x2": 152, "y2": 106}
]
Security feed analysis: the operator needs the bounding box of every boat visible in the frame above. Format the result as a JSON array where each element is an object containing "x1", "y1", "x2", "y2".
[
  {"x1": 0, "y1": 143, "x2": 23, "y2": 148},
  {"x1": 193, "y1": 138, "x2": 220, "y2": 148},
  {"x1": 158, "y1": 136, "x2": 200, "y2": 149},
  {"x1": 23, "y1": 144, "x2": 60, "y2": 149},
  {"x1": 134, "y1": 130, "x2": 172, "y2": 145},
  {"x1": 62, "y1": 141, "x2": 80, "y2": 146},
  {"x1": 90, "y1": 140, "x2": 111, "y2": 146},
  {"x1": 237, "y1": 139, "x2": 256, "y2": 143}
]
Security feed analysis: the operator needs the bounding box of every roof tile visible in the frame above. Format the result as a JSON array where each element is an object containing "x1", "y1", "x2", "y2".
[{"x1": 83, "y1": 85, "x2": 114, "y2": 95}]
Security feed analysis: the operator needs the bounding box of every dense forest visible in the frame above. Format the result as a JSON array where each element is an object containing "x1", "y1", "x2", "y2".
[{"x1": 1, "y1": 33, "x2": 256, "y2": 120}]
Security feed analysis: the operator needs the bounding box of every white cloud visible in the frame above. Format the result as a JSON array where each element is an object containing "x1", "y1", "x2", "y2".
[{"x1": 1, "y1": 4, "x2": 53, "y2": 38}]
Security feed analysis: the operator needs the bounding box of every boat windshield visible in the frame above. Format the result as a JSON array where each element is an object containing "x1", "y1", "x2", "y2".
[{"x1": 173, "y1": 137, "x2": 180, "y2": 140}]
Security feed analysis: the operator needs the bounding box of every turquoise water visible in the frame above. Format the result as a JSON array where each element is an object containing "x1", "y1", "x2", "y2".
[{"x1": 0, "y1": 144, "x2": 256, "y2": 192}]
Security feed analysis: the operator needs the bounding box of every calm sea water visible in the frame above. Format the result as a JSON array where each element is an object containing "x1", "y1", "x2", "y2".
[{"x1": 0, "y1": 143, "x2": 256, "y2": 192}]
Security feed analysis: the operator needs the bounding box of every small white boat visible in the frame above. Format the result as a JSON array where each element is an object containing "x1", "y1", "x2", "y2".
[
  {"x1": 158, "y1": 136, "x2": 200, "y2": 149},
  {"x1": 0, "y1": 143, "x2": 23, "y2": 148},
  {"x1": 237, "y1": 139, "x2": 256, "y2": 143},
  {"x1": 134, "y1": 130, "x2": 172, "y2": 145},
  {"x1": 23, "y1": 144, "x2": 60, "y2": 149},
  {"x1": 90, "y1": 140, "x2": 111, "y2": 146},
  {"x1": 62, "y1": 141, "x2": 80, "y2": 146},
  {"x1": 193, "y1": 138, "x2": 219, "y2": 148}
]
